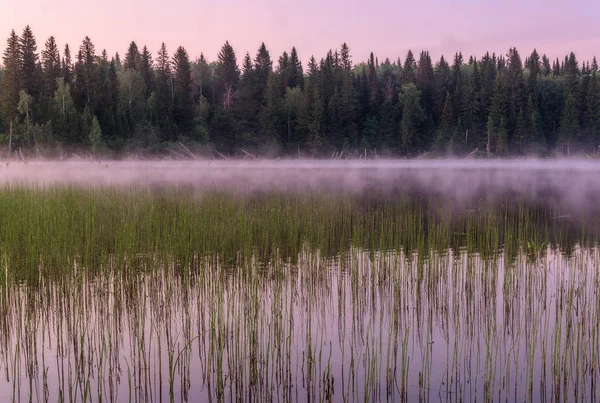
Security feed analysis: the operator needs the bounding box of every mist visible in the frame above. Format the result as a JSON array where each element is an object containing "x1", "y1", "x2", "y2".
[{"x1": 0, "y1": 158, "x2": 598, "y2": 210}]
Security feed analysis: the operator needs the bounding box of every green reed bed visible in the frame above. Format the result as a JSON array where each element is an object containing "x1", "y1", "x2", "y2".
[{"x1": 0, "y1": 185, "x2": 596, "y2": 284}]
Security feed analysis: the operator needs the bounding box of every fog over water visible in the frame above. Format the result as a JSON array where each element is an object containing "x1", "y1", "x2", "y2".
[{"x1": 1, "y1": 159, "x2": 600, "y2": 208}]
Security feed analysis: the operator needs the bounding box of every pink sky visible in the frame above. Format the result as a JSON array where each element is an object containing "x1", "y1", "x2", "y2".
[{"x1": 1, "y1": 0, "x2": 599, "y2": 65}]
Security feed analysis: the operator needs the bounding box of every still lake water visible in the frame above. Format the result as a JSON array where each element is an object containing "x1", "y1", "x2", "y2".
[{"x1": 0, "y1": 160, "x2": 599, "y2": 402}]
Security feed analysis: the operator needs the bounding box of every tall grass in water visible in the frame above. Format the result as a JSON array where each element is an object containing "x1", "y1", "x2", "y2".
[{"x1": 0, "y1": 186, "x2": 596, "y2": 401}]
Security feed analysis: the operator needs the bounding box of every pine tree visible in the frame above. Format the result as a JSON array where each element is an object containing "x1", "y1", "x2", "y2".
[
  {"x1": 172, "y1": 46, "x2": 194, "y2": 132},
  {"x1": 560, "y1": 94, "x2": 579, "y2": 155},
  {"x1": 276, "y1": 51, "x2": 289, "y2": 90},
  {"x1": 505, "y1": 47, "x2": 525, "y2": 132},
  {"x1": 340, "y1": 43, "x2": 352, "y2": 71},
  {"x1": 41, "y1": 36, "x2": 61, "y2": 96},
  {"x1": 140, "y1": 46, "x2": 154, "y2": 96},
  {"x1": 62, "y1": 44, "x2": 73, "y2": 85},
  {"x1": 235, "y1": 52, "x2": 259, "y2": 144},
  {"x1": 153, "y1": 42, "x2": 174, "y2": 139},
  {"x1": 417, "y1": 51, "x2": 437, "y2": 120},
  {"x1": 435, "y1": 92, "x2": 454, "y2": 152},
  {"x1": 399, "y1": 83, "x2": 424, "y2": 153},
  {"x1": 75, "y1": 36, "x2": 98, "y2": 107},
  {"x1": 487, "y1": 74, "x2": 507, "y2": 154},
  {"x1": 339, "y1": 73, "x2": 359, "y2": 147},
  {"x1": 216, "y1": 41, "x2": 239, "y2": 109},
  {"x1": 527, "y1": 49, "x2": 540, "y2": 92},
  {"x1": 514, "y1": 107, "x2": 527, "y2": 153},
  {"x1": 496, "y1": 116, "x2": 508, "y2": 154},
  {"x1": 1, "y1": 30, "x2": 22, "y2": 125},
  {"x1": 563, "y1": 52, "x2": 579, "y2": 97},
  {"x1": 124, "y1": 41, "x2": 140, "y2": 71},
  {"x1": 259, "y1": 71, "x2": 285, "y2": 149},
  {"x1": 254, "y1": 42, "x2": 272, "y2": 104},
  {"x1": 541, "y1": 54, "x2": 551, "y2": 76},
  {"x1": 286, "y1": 47, "x2": 303, "y2": 89},
  {"x1": 401, "y1": 50, "x2": 416, "y2": 85},
  {"x1": 587, "y1": 72, "x2": 600, "y2": 145},
  {"x1": 20, "y1": 26, "x2": 40, "y2": 97},
  {"x1": 308, "y1": 88, "x2": 324, "y2": 152},
  {"x1": 434, "y1": 56, "x2": 452, "y2": 102}
]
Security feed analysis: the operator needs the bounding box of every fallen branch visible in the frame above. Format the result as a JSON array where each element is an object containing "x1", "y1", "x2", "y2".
[
  {"x1": 177, "y1": 142, "x2": 197, "y2": 159},
  {"x1": 241, "y1": 149, "x2": 258, "y2": 160},
  {"x1": 464, "y1": 148, "x2": 479, "y2": 159},
  {"x1": 215, "y1": 151, "x2": 230, "y2": 160}
]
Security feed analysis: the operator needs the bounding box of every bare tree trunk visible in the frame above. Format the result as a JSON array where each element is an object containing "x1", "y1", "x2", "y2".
[{"x1": 8, "y1": 119, "x2": 12, "y2": 158}]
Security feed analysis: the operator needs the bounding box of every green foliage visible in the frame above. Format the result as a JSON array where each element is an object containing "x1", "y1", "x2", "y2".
[
  {"x1": 399, "y1": 83, "x2": 425, "y2": 153},
  {"x1": 89, "y1": 115, "x2": 103, "y2": 153},
  {"x1": 0, "y1": 26, "x2": 599, "y2": 156}
]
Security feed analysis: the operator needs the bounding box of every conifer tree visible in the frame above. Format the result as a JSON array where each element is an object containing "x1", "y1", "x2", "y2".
[
  {"x1": 153, "y1": 42, "x2": 174, "y2": 138},
  {"x1": 560, "y1": 94, "x2": 579, "y2": 155},
  {"x1": 1, "y1": 30, "x2": 22, "y2": 125},
  {"x1": 75, "y1": 36, "x2": 98, "y2": 107},
  {"x1": 401, "y1": 50, "x2": 417, "y2": 85},
  {"x1": 259, "y1": 71, "x2": 285, "y2": 148},
  {"x1": 124, "y1": 41, "x2": 140, "y2": 71},
  {"x1": 62, "y1": 44, "x2": 73, "y2": 85},
  {"x1": 41, "y1": 36, "x2": 61, "y2": 96},
  {"x1": 435, "y1": 92, "x2": 454, "y2": 152},
  {"x1": 254, "y1": 43, "x2": 272, "y2": 104},
  {"x1": 20, "y1": 26, "x2": 39, "y2": 97},
  {"x1": 399, "y1": 83, "x2": 424, "y2": 152},
  {"x1": 587, "y1": 72, "x2": 600, "y2": 143},
  {"x1": 216, "y1": 41, "x2": 239, "y2": 109},
  {"x1": 172, "y1": 46, "x2": 194, "y2": 132},
  {"x1": 340, "y1": 43, "x2": 352, "y2": 71}
]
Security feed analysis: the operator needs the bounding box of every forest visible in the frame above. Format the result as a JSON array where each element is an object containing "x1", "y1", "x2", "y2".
[{"x1": 1, "y1": 25, "x2": 599, "y2": 158}]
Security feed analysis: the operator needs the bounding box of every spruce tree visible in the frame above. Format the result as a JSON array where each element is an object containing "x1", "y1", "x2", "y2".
[
  {"x1": 254, "y1": 42, "x2": 272, "y2": 104},
  {"x1": 340, "y1": 43, "x2": 352, "y2": 71},
  {"x1": 587, "y1": 72, "x2": 600, "y2": 145},
  {"x1": 514, "y1": 107, "x2": 527, "y2": 153},
  {"x1": 259, "y1": 71, "x2": 285, "y2": 148},
  {"x1": 288, "y1": 47, "x2": 304, "y2": 89},
  {"x1": 1, "y1": 30, "x2": 21, "y2": 126},
  {"x1": 41, "y1": 36, "x2": 61, "y2": 96},
  {"x1": 399, "y1": 83, "x2": 424, "y2": 153},
  {"x1": 172, "y1": 46, "x2": 194, "y2": 132},
  {"x1": 417, "y1": 51, "x2": 437, "y2": 122},
  {"x1": 20, "y1": 26, "x2": 39, "y2": 97},
  {"x1": 124, "y1": 41, "x2": 140, "y2": 71},
  {"x1": 434, "y1": 56, "x2": 452, "y2": 102},
  {"x1": 62, "y1": 44, "x2": 73, "y2": 85},
  {"x1": 75, "y1": 36, "x2": 98, "y2": 107},
  {"x1": 435, "y1": 92, "x2": 454, "y2": 152},
  {"x1": 153, "y1": 42, "x2": 174, "y2": 139},
  {"x1": 560, "y1": 94, "x2": 579, "y2": 155},
  {"x1": 140, "y1": 46, "x2": 154, "y2": 97},
  {"x1": 401, "y1": 50, "x2": 417, "y2": 85},
  {"x1": 216, "y1": 41, "x2": 239, "y2": 109}
]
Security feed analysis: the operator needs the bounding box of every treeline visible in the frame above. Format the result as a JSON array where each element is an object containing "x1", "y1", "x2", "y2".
[{"x1": 1, "y1": 25, "x2": 599, "y2": 157}]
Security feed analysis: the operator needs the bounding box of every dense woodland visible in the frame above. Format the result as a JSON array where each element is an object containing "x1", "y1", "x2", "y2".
[{"x1": 1, "y1": 26, "x2": 600, "y2": 157}]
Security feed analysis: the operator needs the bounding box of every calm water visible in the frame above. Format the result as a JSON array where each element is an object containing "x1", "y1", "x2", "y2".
[{"x1": 0, "y1": 160, "x2": 599, "y2": 402}]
